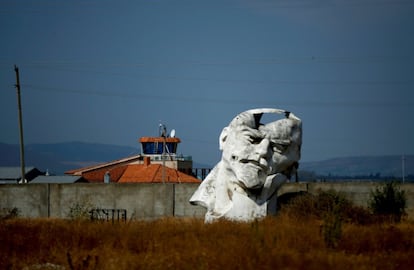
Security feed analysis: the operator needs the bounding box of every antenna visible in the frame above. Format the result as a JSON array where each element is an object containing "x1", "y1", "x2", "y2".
[
  {"x1": 159, "y1": 123, "x2": 167, "y2": 137},
  {"x1": 158, "y1": 123, "x2": 167, "y2": 184}
]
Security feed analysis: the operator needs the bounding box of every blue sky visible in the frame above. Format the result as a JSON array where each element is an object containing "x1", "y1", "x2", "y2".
[{"x1": 0, "y1": 0, "x2": 413, "y2": 166}]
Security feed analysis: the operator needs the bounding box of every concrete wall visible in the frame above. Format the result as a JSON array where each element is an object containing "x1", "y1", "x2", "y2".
[
  {"x1": 0, "y1": 184, "x2": 48, "y2": 218},
  {"x1": 1, "y1": 182, "x2": 414, "y2": 220},
  {"x1": 49, "y1": 183, "x2": 175, "y2": 219},
  {"x1": 278, "y1": 182, "x2": 414, "y2": 218},
  {"x1": 0, "y1": 183, "x2": 206, "y2": 220},
  {"x1": 173, "y1": 183, "x2": 206, "y2": 218}
]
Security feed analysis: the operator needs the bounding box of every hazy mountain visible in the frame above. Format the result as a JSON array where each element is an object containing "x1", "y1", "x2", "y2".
[
  {"x1": 300, "y1": 155, "x2": 414, "y2": 178},
  {"x1": 1, "y1": 142, "x2": 412, "y2": 178},
  {"x1": 0, "y1": 142, "x2": 139, "y2": 175}
]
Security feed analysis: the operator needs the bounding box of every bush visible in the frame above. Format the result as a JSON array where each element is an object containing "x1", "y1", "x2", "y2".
[
  {"x1": 280, "y1": 190, "x2": 374, "y2": 225},
  {"x1": 280, "y1": 190, "x2": 381, "y2": 248},
  {"x1": 67, "y1": 199, "x2": 94, "y2": 220},
  {"x1": 322, "y1": 203, "x2": 342, "y2": 249},
  {"x1": 0, "y1": 207, "x2": 20, "y2": 220},
  {"x1": 368, "y1": 181, "x2": 407, "y2": 222}
]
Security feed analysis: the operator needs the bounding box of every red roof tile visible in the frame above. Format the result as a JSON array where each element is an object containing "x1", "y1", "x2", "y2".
[
  {"x1": 65, "y1": 155, "x2": 200, "y2": 183},
  {"x1": 118, "y1": 164, "x2": 200, "y2": 183},
  {"x1": 82, "y1": 165, "x2": 128, "y2": 183},
  {"x1": 64, "y1": 146, "x2": 200, "y2": 184}
]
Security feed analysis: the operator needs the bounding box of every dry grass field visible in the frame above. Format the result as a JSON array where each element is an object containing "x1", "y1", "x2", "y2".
[
  {"x1": 1, "y1": 188, "x2": 413, "y2": 270},
  {"x1": 1, "y1": 214, "x2": 414, "y2": 270}
]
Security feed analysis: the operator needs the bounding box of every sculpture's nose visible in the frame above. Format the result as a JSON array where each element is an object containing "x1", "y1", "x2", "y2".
[{"x1": 256, "y1": 138, "x2": 270, "y2": 158}]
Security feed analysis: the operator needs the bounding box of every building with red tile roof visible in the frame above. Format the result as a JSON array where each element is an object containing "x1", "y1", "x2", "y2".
[
  {"x1": 66, "y1": 157, "x2": 200, "y2": 183},
  {"x1": 65, "y1": 131, "x2": 201, "y2": 183},
  {"x1": 118, "y1": 157, "x2": 199, "y2": 183}
]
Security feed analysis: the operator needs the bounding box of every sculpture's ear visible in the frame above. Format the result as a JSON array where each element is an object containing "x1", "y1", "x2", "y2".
[{"x1": 219, "y1": 127, "x2": 228, "y2": 151}]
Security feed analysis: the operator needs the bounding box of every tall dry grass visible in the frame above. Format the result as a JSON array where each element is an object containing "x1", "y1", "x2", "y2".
[{"x1": 1, "y1": 214, "x2": 414, "y2": 270}]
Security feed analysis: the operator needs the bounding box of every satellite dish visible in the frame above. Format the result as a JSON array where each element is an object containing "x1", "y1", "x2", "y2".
[{"x1": 170, "y1": 129, "x2": 176, "y2": 138}]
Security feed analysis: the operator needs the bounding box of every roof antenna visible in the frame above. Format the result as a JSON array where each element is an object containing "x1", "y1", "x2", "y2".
[
  {"x1": 158, "y1": 122, "x2": 167, "y2": 184},
  {"x1": 159, "y1": 123, "x2": 167, "y2": 137}
]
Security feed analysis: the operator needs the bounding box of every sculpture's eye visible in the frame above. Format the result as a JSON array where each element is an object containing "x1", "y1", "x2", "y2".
[
  {"x1": 248, "y1": 136, "x2": 262, "y2": 144},
  {"x1": 270, "y1": 139, "x2": 291, "y2": 153},
  {"x1": 271, "y1": 142, "x2": 288, "y2": 153}
]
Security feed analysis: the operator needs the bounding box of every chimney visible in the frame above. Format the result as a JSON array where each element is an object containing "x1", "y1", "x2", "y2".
[
  {"x1": 104, "y1": 171, "x2": 111, "y2": 184},
  {"x1": 144, "y1": 156, "x2": 151, "y2": 166}
]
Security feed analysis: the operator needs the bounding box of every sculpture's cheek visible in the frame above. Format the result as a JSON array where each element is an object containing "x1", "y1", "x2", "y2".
[{"x1": 270, "y1": 147, "x2": 300, "y2": 175}]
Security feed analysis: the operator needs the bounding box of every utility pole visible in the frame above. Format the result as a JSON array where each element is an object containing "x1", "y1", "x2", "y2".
[
  {"x1": 160, "y1": 123, "x2": 166, "y2": 184},
  {"x1": 162, "y1": 137, "x2": 166, "y2": 184},
  {"x1": 14, "y1": 65, "x2": 26, "y2": 183}
]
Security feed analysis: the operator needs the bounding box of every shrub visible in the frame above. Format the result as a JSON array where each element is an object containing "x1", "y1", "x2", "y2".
[
  {"x1": 280, "y1": 190, "x2": 374, "y2": 225},
  {"x1": 67, "y1": 199, "x2": 94, "y2": 220},
  {"x1": 0, "y1": 207, "x2": 20, "y2": 220},
  {"x1": 279, "y1": 192, "x2": 319, "y2": 220},
  {"x1": 368, "y1": 181, "x2": 407, "y2": 222},
  {"x1": 322, "y1": 202, "x2": 342, "y2": 248},
  {"x1": 315, "y1": 191, "x2": 347, "y2": 248},
  {"x1": 281, "y1": 190, "x2": 381, "y2": 247}
]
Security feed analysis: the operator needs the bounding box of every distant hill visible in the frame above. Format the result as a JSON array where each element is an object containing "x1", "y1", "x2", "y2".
[
  {"x1": 1, "y1": 142, "x2": 412, "y2": 178},
  {"x1": 0, "y1": 142, "x2": 139, "y2": 175},
  {"x1": 300, "y1": 155, "x2": 414, "y2": 178}
]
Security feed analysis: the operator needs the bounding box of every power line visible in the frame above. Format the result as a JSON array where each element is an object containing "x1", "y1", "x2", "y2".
[
  {"x1": 22, "y1": 83, "x2": 414, "y2": 108},
  {"x1": 21, "y1": 83, "x2": 259, "y2": 105},
  {"x1": 15, "y1": 66, "x2": 413, "y2": 87},
  {"x1": 1, "y1": 0, "x2": 413, "y2": 14},
  {"x1": 2, "y1": 55, "x2": 411, "y2": 67},
  {"x1": 1, "y1": 56, "x2": 410, "y2": 87}
]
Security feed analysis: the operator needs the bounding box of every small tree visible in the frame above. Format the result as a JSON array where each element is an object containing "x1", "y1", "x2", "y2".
[
  {"x1": 369, "y1": 181, "x2": 406, "y2": 222},
  {"x1": 321, "y1": 201, "x2": 343, "y2": 249},
  {"x1": 67, "y1": 199, "x2": 94, "y2": 221},
  {"x1": 0, "y1": 207, "x2": 20, "y2": 220}
]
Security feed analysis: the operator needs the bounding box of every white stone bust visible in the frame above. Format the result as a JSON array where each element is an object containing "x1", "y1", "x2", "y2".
[{"x1": 190, "y1": 108, "x2": 302, "y2": 222}]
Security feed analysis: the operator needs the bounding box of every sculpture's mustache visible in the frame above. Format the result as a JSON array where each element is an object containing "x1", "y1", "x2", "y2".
[{"x1": 239, "y1": 159, "x2": 269, "y2": 173}]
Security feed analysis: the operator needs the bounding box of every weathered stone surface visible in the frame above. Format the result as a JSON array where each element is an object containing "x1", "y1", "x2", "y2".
[{"x1": 189, "y1": 108, "x2": 302, "y2": 222}]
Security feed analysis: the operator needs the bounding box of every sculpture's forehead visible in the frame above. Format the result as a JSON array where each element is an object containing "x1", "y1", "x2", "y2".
[
  {"x1": 232, "y1": 125, "x2": 262, "y2": 134},
  {"x1": 229, "y1": 112, "x2": 259, "y2": 129},
  {"x1": 227, "y1": 109, "x2": 302, "y2": 143},
  {"x1": 266, "y1": 118, "x2": 299, "y2": 130},
  {"x1": 261, "y1": 119, "x2": 301, "y2": 139},
  {"x1": 229, "y1": 109, "x2": 301, "y2": 130}
]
